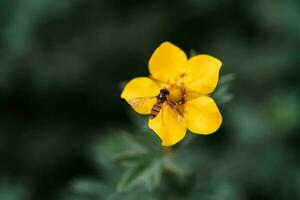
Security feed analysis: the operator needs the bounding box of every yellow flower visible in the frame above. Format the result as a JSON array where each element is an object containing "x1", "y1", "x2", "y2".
[{"x1": 121, "y1": 42, "x2": 222, "y2": 146}]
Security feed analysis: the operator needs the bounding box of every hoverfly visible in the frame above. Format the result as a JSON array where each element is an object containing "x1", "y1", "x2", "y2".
[
  {"x1": 149, "y1": 88, "x2": 169, "y2": 119},
  {"x1": 127, "y1": 88, "x2": 185, "y2": 124}
]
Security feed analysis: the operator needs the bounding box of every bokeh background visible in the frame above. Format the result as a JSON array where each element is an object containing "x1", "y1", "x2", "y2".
[{"x1": 0, "y1": 0, "x2": 300, "y2": 200}]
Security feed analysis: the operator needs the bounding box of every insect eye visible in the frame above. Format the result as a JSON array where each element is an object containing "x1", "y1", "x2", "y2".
[{"x1": 160, "y1": 88, "x2": 169, "y2": 94}]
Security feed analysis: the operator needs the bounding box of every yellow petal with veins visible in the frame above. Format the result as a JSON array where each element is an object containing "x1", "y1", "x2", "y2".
[
  {"x1": 149, "y1": 42, "x2": 188, "y2": 83},
  {"x1": 148, "y1": 105, "x2": 186, "y2": 146},
  {"x1": 121, "y1": 77, "x2": 160, "y2": 114},
  {"x1": 184, "y1": 55, "x2": 222, "y2": 95},
  {"x1": 184, "y1": 96, "x2": 222, "y2": 134}
]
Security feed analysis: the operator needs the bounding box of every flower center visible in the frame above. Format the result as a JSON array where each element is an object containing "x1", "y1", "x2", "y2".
[{"x1": 167, "y1": 85, "x2": 186, "y2": 104}]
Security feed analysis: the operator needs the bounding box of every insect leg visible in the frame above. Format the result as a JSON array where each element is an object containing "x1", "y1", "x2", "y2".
[{"x1": 161, "y1": 104, "x2": 165, "y2": 126}]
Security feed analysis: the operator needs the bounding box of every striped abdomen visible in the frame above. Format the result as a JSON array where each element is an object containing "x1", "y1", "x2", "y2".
[{"x1": 150, "y1": 101, "x2": 164, "y2": 119}]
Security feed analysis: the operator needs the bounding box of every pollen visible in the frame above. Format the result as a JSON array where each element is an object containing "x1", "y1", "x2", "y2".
[{"x1": 168, "y1": 85, "x2": 185, "y2": 103}]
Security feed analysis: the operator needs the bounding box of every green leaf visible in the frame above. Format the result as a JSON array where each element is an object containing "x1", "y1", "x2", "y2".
[
  {"x1": 121, "y1": 132, "x2": 148, "y2": 153},
  {"x1": 213, "y1": 73, "x2": 235, "y2": 104},
  {"x1": 117, "y1": 158, "x2": 162, "y2": 192},
  {"x1": 218, "y1": 73, "x2": 236, "y2": 85},
  {"x1": 69, "y1": 179, "x2": 105, "y2": 196},
  {"x1": 145, "y1": 160, "x2": 162, "y2": 190},
  {"x1": 113, "y1": 151, "x2": 148, "y2": 166},
  {"x1": 162, "y1": 155, "x2": 190, "y2": 181}
]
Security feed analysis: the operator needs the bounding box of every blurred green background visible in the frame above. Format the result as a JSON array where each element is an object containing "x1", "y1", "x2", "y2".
[{"x1": 0, "y1": 0, "x2": 299, "y2": 200}]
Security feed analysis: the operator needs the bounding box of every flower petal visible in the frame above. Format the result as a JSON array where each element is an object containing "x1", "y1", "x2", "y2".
[
  {"x1": 148, "y1": 105, "x2": 186, "y2": 146},
  {"x1": 149, "y1": 42, "x2": 188, "y2": 83},
  {"x1": 184, "y1": 96, "x2": 222, "y2": 134},
  {"x1": 184, "y1": 55, "x2": 222, "y2": 94},
  {"x1": 121, "y1": 77, "x2": 160, "y2": 114}
]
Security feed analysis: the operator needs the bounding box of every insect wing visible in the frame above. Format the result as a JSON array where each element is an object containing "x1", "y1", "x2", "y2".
[
  {"x1": 127, "y1": 96, "x2": 156, "y2": 113},
  {"x1": 128, "y1": 96, "x2": 156, "y2": 106},
  {"x1": 165, "y1": 102, "x2": 185, "y2": 125},
  {"x1": 186, "y1": 91, "x2": 205, "y2": 100}
]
